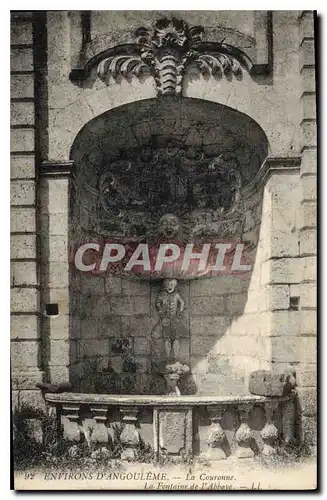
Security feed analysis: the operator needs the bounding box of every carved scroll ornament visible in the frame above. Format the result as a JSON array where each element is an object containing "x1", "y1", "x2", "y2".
[{"x1": 70, "y1": 17, "x2": 255, "y2": 96}]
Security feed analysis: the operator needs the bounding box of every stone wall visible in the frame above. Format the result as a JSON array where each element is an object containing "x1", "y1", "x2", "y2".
[
  {"x1": 11, "y1": 11, "x2": 44, "y2": 411},
  {"x1": 297, "y1": 11, "x2": 317, "y2": 445}
]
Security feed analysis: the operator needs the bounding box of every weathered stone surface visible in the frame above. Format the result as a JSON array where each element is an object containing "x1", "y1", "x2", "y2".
[
  {"x1": 40, "y1": 235, "x2": 68, "y2": 262},
  {"x1": 11, "y1": 155, "x2": 35, "y2": 179},
  {"x1": 301, "y1": 148, "x2": 316, "y2": 175},
  {"x1": 80, "y1": 317, "x2": 99, "y2": 338},
  {"x1": 11, "y1": 261, "x2": 37, "y2": 286},
  {"x1": 105, "y1": 276, "x2": 122, "y2": 295},
  {"x1": 11, "y1": 340, "x2": 39, "y2": 368},
  {"x1": 298, "y1": 387, "x2": 316, "y2": 416},
  {"x1": 46, "y1": 314, "x2": 69, "y2": 339},
  {"x1": 190, "y1": 275, "x2": 248, "y2": 297},
  {"x1": 18, "y1": 390, "x2": 47, "y2": 412},
  {"x1": 301, "y1": 67, "x2": 316, "y2": 93},
  {"x1": 39, "y1": 178, "x2": 69, "y2": 214},
  {"x1": 134, "y1": 296, "x2": 150, "y2": 315},
  {"x1": 122, "y1": 315, "x2": 155, "y2": 337},
  {"x1": 11, "y1": 207, "x2": 36, "y2": 232},
  {"x1": 301, "y1": 93, "x2": 316, "y2": 120},
  {"x1": 11, "y1": 180, "x2": 35, "y2": 206},
  {"x1": 134, "y1": 337, "x2": 151, "y2": 356},
  {"x1": 301, "y1": 175, "x2": 317, "y2": 201},
  {"x1": 11, "y1": 102, "x2": 35, "y2": 126},
  {"x1": 299, "y1": 39, "x2": 315, "y2": 68},
  {"x1": 191, "y1": 336, "x2": 217, "y2": 356},
  {"x1": 301, "y1": 283, "x2": 316, "y2": 308},
  {"x1": 10, "y1": 128, "x2": 35, "y2": 153},
  {"x1": 225, "y1": 294, "x2": 247, "y2": 314},
  {"x1": 262, "y1": 285, "x2": 289, "y2": 311},
  {"x1": 11, "y1": 287, "x2": 38, "y2": 312},
  {"x1": 39, "y1": 213, "x2": 68, "y2": 236},
  {"x1": 190, "y1": 356, "x2": 208, "y2": 374},
  {"x1": 11, "y1": 314, "x2": 39, "y2": 340},
  {"x1": 296, "y1": 365, "x2": 316, "y2": 387},
  {"x1": 41, "y1": 262, "x2": 69, "y2": 288},
  {"x1": 121, "y1": 279, "x2": 149, "y2": 296},
  {"x1": 110, "y1": 296, "x2": 134, "y2": 316},
  {"x1": 80, "y1": 339, "x2": 109, "y2": 358},
  {"x1": 261, "y1": 258, "x2": 300, "y2": 285},
  {"x1": 300, "y1": 310, "x2": 317, "y2": 335},
  {"x1": 299, "y1": 11, "x2": 315, "y2": 39},
  {"x1": 159, "y1": 410, "x2": 186, "y2": 454},
  {"x1": 11, "y1": 20, "x2": 33, "y2": 44},
  {"x1": 260, "y1": 310, "x2": 300, "y2": 337},
  {"x1": 10, "y1": 48, "x2": 33, "y2": 71},
  {"x1": 190, "y1": 316, "x2": 231, "y2": 336},
  {"x1": 12, "y1": 369, "x2": 44, "y2": 390},
  {"x1": 300, "y1": 202, "x2": 317, "y2": 230},
  {"x1": 190, "y1": 296, "x2": 225, "y2": 315},
  {"x1": 43, "y1": 287, "x2": 69, "y2": 315},
  {"x1": 301, "y1": 121, "x2": 317, "y2": 149},
  {"x1": 301, "y1": 416, "x2": 317, "y2": 445},
  {"x1": 49, "y1": 365, "x2": 70, "y2": 383},
  {"x1": 300, "y1": 228, "x2": 316, "y2": 255},
  {"x1": 249, "y1": 370, "x2": 295, "y2": 396},
  {"x1": 11, "y1": 234, "x2": 36, "y2": 259},
  {"x1": 269, "y1": 231, "x2": 299, "y2": 259},
  {"x1": 49, "y1": 340, "x2": 70, "y2": 366},
  {"x1": 11, "y1": 74, "x2": 34, "y2": 99}
]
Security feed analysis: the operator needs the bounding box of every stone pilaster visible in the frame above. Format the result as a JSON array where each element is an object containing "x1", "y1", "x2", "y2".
[
  {"x1": 11, "y1": 11, "x2": 45, "y2": 410},
  {"x1": 298, "y1": 10, "x2": 317, "y2": 446}
]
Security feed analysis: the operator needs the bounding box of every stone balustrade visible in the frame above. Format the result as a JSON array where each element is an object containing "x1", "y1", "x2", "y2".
[{"x1": 45, "y1": 392, "x2": 297, "y2": 461}]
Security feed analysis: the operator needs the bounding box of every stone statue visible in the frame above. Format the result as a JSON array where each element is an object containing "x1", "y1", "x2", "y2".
[{"x1": 155, "y1": 278, "x2": 185, "y2": 362}]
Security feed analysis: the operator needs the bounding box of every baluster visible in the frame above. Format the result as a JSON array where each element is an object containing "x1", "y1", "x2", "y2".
[
  {"x1": 235, "y1": 403, "x2": 254, "y2": 458},
  {"x1": 120, "y1": 407, "x2": 140, "y2": 461},
  {"x1": 206, "y1": 405, "x2": 227, "y2": 460},
  {"x1": 90, "y1": 405, "x2": 109, "y2": 444},
  {"x1": 261, "y1": 401, "x2": 279, "y2": 455},
  {"x1": 62, "y1": 403, "x2": 81, "y2": 441}
]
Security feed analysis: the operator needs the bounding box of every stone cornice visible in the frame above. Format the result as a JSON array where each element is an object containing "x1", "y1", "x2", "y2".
[
  {"x1": 45, "y1": 392, "x2": 295, "y2": 407},
  {"x1": 39, "y1": 161, "x2": 74, "y2": 178},
  {"x1": 243, "y1": 154, "x2": 302, "y2": 196}
]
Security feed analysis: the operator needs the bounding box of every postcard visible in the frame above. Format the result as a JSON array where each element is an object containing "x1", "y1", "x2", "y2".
[{"x1": 11, "y1": 9, "x2": 317, "y2": 491}]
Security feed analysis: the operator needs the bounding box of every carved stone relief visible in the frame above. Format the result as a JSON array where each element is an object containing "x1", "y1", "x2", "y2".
[
  {"x1": 70, "y1": 17, "x2": 259, "y2": 96},
  {"x1": 97, "y1": 145, "x2": 244, "y2": 242}
]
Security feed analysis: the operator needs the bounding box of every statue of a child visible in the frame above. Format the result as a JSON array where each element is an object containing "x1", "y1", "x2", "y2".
[{"x1": 155, "y1": 278, "x2": 186, "y2": 362}]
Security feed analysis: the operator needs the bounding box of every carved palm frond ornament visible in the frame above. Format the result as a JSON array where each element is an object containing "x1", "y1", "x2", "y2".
[{"x1": 70, "y1": 17, "x2": 257, "y2": 96}]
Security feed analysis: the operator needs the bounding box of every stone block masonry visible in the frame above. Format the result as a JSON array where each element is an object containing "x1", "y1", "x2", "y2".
[{"x1": 10, "y1": 12, "x2": 44, "y2": 408}]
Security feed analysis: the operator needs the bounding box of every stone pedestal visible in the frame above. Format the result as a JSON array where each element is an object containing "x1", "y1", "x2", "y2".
[
  {"x1": 235, "y1": 404, "x2": 254, "y2": 458},
  {"x1": 155, "y1": 407, "x2": 193, "y2": 459},
  {"x1": 120, "y1": 407, "x2": 140, "y2": 461}
]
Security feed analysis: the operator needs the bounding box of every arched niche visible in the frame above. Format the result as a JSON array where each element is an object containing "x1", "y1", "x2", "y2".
[{"x1": 68, "y1": 96, "x2": 270, "y2": 395}]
